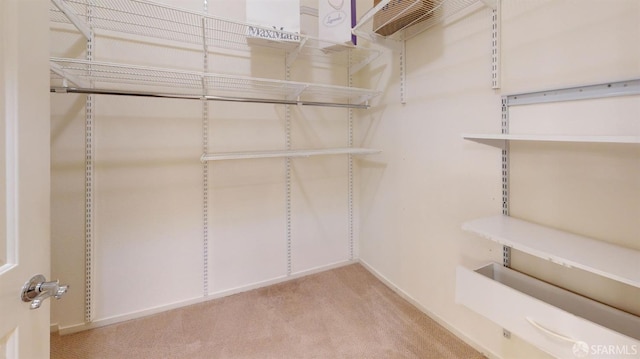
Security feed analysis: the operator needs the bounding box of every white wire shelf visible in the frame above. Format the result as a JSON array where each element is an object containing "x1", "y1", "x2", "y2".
[
  {"x1": 462, "y1": 134, "x2": 640, "y2": 147},
  {"x1": 49, "y1": 0, "x2": 380, "y2": 72},
  {"x1": 463, "y1": 215, "x2": 640, "y2": 288},
  {"x1": 353, "y1": 0, "x2": 491, "y2": 42},
  {"x1": 201, "y1": 148, "x2": 381, "y2": 161},
  {"x1": 50, "y1": 58, "x2": 380, "y2": 108}
]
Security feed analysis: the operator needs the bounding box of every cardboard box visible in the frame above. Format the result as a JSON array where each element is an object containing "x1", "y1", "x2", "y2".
[
  {"x1": 318, "y1": 0, "x2": 356, "y2": 47},
  {"x1": 373, "y1": 0, "x2": 434, "y2": 36},
  {"x1": 246, "y1": 0, "x2": 301, "y2": 48}
]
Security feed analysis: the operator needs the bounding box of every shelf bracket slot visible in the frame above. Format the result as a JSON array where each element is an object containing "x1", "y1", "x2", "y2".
[
  {"x1": 400, "y1": 41, "x2": 406, "y2": 104},
  {"x1": 501, "y1": 93, "x2": 511, "y2": 344},
  {"x1": 491, "y1": 0, "x2": 501, "y2": 89},
  {"x1": 50, "y1": 0, "x2": 92, "y2": 40}
]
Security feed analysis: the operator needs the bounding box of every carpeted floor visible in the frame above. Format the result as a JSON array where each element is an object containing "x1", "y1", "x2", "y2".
[{"x1": 51, "y1": 264, "x2": 485, "y2": 359}]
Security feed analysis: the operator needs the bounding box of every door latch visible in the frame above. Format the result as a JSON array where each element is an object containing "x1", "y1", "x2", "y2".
[{"x1": 21, "y1": 274, "x2": 69, "y2": 310}]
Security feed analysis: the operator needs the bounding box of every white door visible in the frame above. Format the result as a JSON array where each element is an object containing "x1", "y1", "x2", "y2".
[{"x1": 0, "y1": 0, "x2": 52, "y2": 358}]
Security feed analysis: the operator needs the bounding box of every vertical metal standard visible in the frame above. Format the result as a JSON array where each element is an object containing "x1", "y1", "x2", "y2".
[
  {"x1": 400, "y1": 41, "x2": 407, "y2": 104},
  {"x1": 501, "y1": 97, "x2": 510, "y2": 231},
  {"x1": 84, "y1": 3, "x2": 95, "y2": 324},
  {"x1": 501, "y1": 95, "x2": 511, "y2": 340},
  {"x1": 202, "y1": 100, "x2": 209, "y2": 297},
  {"x1": 347, "y1": 52, "x2": 355, "y2": 261},
  {"x1": 201, "y1": 4, "x2": 210, "y2": 296},
  {"x1": 285, "y1": 65, "x2": 292, "y2": 276},
  {"x1": 491, "y1": 0, "x2": 501, "y2": 89}
]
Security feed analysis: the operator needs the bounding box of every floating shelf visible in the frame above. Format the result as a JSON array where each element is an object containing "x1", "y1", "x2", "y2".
[
  {"x1": 50, "y1": 58, "x2": 380, "y2": 108},
  {"x1": 201, "y1": 148, "x2": 381, "y2": 161},
  {"x1": 462, "y1": 215, "x2": 640, "y2": 288},
  {"x1": 353, "y1": 0, "x2": 491, "y2": 42},
  {"x1": 462, "y1": 133, "x2": 640, "y2": 147},
  {"x1": 49, "y1": 0, "x2": 380, "y2": 72}
]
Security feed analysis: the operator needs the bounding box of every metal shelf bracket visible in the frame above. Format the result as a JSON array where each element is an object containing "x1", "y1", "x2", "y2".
[{"x1": 50, "y1": 0, "x2": 92, "y2": 39}]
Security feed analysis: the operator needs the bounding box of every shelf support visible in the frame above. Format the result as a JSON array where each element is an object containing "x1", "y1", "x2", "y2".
[
  {"x1": 51, "y1": 0, "x2": 92, "y2": 40},
  {"x1": 479, "y1": 0, "x2": 497, "y2": 10},
  {"x1": 285, "y1": 63, "x2": 293, "y2": 276},
  {"x1": 501, "y1": 92, "x2": 511, "y2": 340},
  {"x1": 348, "y1": 52, "x2": 355, "y2": 261},
  {"x1": 400, "y1": 41, "x2": 407, "y2": 104},
  {"x1": 491, "y1": 0, "x2": 501, "y2": 89},
  {"x1": 354, "y1": 95, "x2": 372, "y2": 106},
  {"x1": 287, "y1": 84, "x2": 308, "y2": 102},
  {"x1": 506, "y1": 79, "x2": 640, "y2": 106},
  {"x1": 83, "y1": 4, "x2": 95, "y2": 324},
  {"x1": 349, "y1": 51, "x2": 379, "y2": 75},
  {"x1": 285, "y1": 37, "x2": 308, "y2": 68},
  {"x1": 49, "y1": 60, "x2": 90, "y2": 89},
  {"x1": 500, "y1": 96, "x2": 509, "y2": 219},
  {"x1": 201, "y1": 13, "x2": 210, "y2": 297}
]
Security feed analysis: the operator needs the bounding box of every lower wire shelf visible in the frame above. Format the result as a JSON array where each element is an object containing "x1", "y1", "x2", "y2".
[{"x1": 201, "y1": 148, "x2": 381, "y2": 161}]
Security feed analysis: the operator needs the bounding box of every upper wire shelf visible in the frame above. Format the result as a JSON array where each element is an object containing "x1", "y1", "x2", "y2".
[
  {"x1": 353, "y1": 0, "x2": 492, "y2": 43},
  {"x1": 50, "y1": 58, "x2": 380, "y2": 108},
  {"x1": 50, "y1": 0, "x2": 380, "y2": 72}
]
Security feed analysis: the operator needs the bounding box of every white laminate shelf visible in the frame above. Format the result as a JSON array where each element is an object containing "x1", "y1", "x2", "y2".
[
  {"x1": 462, "y1": 215, "x2": 640, "y2": 288},
  {"x1": 49, "y1": 0, "x2": 380, "y2": 71},
  {"x1": 201, "y1": 148, "x2": 381, "y2": 161},
  {"x1": 353, "y1": 0, "x2": 491, "y2": 42},
  {"x1": 462, "y1": 133, "x2": 640, "y2": 147},
  {"x1": 50, "y1": 58, "x2": 380, "y2": 108}
]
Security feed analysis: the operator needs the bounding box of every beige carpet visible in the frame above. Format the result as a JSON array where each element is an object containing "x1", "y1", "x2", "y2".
[{"x1": 51, "y1": 264, "x2": 485, "y2": 359}]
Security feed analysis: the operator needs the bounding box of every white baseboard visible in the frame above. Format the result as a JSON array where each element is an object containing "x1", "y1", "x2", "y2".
[
  {"x1": 357, "y1": 259, "x2": 499, "y2": 359},
  {"x1": 210, "y1": 259, "x2": 355, "y2": 300},
  {"x1": 54, "y1": 259, "x2": 356, "y2": 335}
]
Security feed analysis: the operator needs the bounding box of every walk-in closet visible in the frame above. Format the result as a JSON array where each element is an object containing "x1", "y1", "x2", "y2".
[{"x1": 0, "y1": 0, "x2": 638, "y2": 358}]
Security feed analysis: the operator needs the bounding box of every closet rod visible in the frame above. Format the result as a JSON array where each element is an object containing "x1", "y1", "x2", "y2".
[{"x1": 50, "y1": 87, "x2": 370, "y2": 109}]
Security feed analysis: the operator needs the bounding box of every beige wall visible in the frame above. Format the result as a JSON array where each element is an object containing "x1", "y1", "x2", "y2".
[
  {"x1": 358, "y1": 0, "x2": 639, "y2": 358},
  {"x1": 50, "y1": 1, "x2": 639, "y2": 357}
]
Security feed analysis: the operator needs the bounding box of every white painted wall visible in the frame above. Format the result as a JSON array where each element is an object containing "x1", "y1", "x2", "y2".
[
  {"x1": 358, "y1": 0, "x2": 639, "y2": 358},
  {"x1": 50, "y1": 2, "x2": 640, "y2": 358}
]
